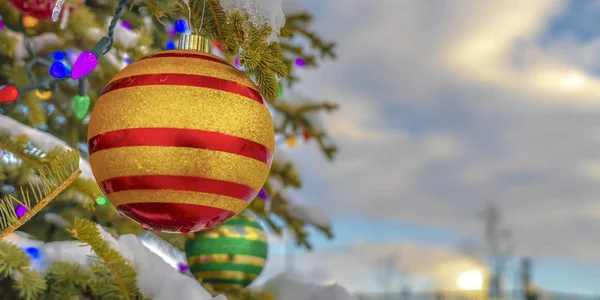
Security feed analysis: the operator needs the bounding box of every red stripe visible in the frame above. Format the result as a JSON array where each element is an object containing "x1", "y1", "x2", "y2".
[
  {"x1": 88, "y1": 128, "x2": 273, "y2": 164},
  {"x1": 138, "y1": 52, "x2": 231, "y2": 67},
  {"x1": 117, "y1": 203, "x2": 236, "y2": 233},
  {"x1": 100, "y1": 73, "x2": 263, "y2": 104},
  {"x1": 100, "y1": 175, "x2": 257, "y2": 202}
]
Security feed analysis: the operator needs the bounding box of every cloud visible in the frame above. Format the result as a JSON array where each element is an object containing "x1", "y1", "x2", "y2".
[
  {"x1": 257, "y1": 241, "x2": 485, "y2": 293},
  {"x1": 281, "y1": 0, "x2": 600, "y2": 262}
]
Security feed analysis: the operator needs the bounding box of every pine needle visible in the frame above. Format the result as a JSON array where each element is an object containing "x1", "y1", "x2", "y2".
[
  {"x1": 68, "y1": 218, "x2": 143, "y2": 300},
  {"x1": 0, "y1": 150, "x2": 81, "y2": 239},
  {"x1": 0, "y1": 241, "x2": 47, "y2": 299}
]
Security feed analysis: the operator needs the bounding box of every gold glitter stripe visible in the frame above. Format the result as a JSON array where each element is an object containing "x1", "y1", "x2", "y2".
[
  {"x1": 108, "y1": 190, "x2": 247, "y2": 213},
  {"x1": 89, "y1": 147, "x2": 269, "y2": 190},
  {"x1": 88, "y1": 86, "x2": 274, "y2": 150},
  {"x1": 187, "y1": 254, "x2": 265, "y2": 266},
  {"x1": 201, "y1": 226, "x2": 267, "y2": 242},
  {"x1": 111, "y1": 56, "x2": 257, "y2": 91},
  {"x1": 194, "y1": 271, "x2": 258, "y2": 280}
]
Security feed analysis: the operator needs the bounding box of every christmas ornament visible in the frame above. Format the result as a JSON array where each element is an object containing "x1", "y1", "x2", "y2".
[
  {"x1": 72, "y1": 95, "x2": 90, "y2": 119},
  {"x1": 9, "y1": 0, "x2": 80, "y2": 21},
  {"x1": 185, "y1": 213, "x2": 268, "y2": 290},
  {"x1": 34, "y1": 89, "x2": 52, "y2": 100},
  {"x1": 0, "y1": 85, "x2": 19, "y2": 103},
  {"x1": 87, "y1": 34, "x2": 275, "y2": 233}
]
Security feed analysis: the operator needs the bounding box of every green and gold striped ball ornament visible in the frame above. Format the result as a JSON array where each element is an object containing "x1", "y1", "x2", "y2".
[{"x1": 185, "y1": 213, "x2": 268, "y2": 291}]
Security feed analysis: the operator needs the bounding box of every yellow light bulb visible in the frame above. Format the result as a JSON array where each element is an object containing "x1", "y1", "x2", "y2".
[
  {"x1": 286, "y1": 136, "x2": 297, "y2": 148},
  {"x1": 34, "y1": 90, "x2": 52, "y2": 101},
  {"x1": 22, "y1": 16, "x2": 39, "y2": 28}
]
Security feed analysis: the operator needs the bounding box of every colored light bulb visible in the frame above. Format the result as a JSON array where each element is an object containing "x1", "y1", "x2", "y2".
[
  {"x1": 72, "y1": 95, "x2": 91, "y2": 119},
  {"x1": 22, "y1": 15, "x2": 39, "y2": 28},
  {"x1": 95, "y1": 195, "x2": 108, "y2": 205},
  {"x1": 303, "y1": 132, "x2": 310, "y2": 141},
  {"x1": 165, "y1": 40, "x2": 176, "y2": 50},
  {"x1": 213, "y1": 40, "x2": 221, "y2": 50},
  {"x1": 278, "y1": 82, "x2": 284, "y2": 97},
  {"x1": 25, "y1": 247, "x2": 40, "y2": 260},
  {"x1": 258, "y1": 188, "x2": 270, "y2": 200},
  {"x1": 52, "y1": 51, "x2": 66, "y2": 61},
  {"x1": 174, "y1": 19, "x2": 188, "y2": 34},
  {"x1": 178, "y1": 263, "x2": 189, "y2": 272},
  {"x1": 167, "y1": 25, "x2": 177, "y2": 38},
  {"x1": 72, "y1": 51, "x2": 98, "y2": 79},
  {"x1": 120, "y1": 21, "x2": 132, "y2": 30},
  {"x1": 123, "y1": 55, "x2": 132, "y2": 65},
  {"x1": 34, "y1": 90, "x2": 52, "y2": 101},
  {"x1": 286, "y1": 136, "x2": 297, "y2": 148},
  {"x1": 295, "y1": 57, "x2": 305, "y2": 67},
  {"x1": 15, "y1": 204, "x2": 27, "y2": 218},
  {"x1": 0, "y1": 85, "x2": 19, "y2": 103},
  {"x1": 235, "y1": 57, "x2": 240, "y2": 68},
  {"x1": 0, "y1": 18, "x2": 4, "y2": 31},
  {"x1": 49, "y1": 61, "x2": 69, "y2": 78}
]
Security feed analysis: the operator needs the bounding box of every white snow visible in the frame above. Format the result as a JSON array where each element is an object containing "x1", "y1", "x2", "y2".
[
  {"x1": 262, "y1": 274, "x2": 356, "y2": 300},
  {"x1": 0, "y1": 115, "x2": 94, "y2": 180}
]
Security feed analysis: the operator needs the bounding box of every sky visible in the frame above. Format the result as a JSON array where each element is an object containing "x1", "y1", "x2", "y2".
[{"x1": 253, "y1": 0, "x2": 600, "y2": 295}]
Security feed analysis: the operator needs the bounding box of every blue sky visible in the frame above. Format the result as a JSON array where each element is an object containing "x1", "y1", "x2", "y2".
[{"x1": 257, "y1": 0, "x2": 600, "y2": 295}]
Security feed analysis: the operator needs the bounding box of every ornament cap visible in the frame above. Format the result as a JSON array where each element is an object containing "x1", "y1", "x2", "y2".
[{"x1": 177, "y1": 34, "x2": 210, "y2": 53}]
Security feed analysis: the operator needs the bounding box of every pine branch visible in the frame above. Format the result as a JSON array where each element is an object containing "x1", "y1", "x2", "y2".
[
  {"x1": 0, "y1": 241, "x2": 47, "y2": 300},
  {"x1": 0, "y1": 149, "x2": 81, "y2": 239},
  {"x1": 68, "y1": 218, "x2": 143, "y2": 300}
]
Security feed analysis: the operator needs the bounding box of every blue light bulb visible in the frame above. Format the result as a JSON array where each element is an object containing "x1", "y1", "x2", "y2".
[
  {"x1": 52, "y1": 51, "x2": 66, "y2": 61},
  {"x1": 25, "y1": 247, "x2": 40, "y2": 260},
  {"x1": 49, "y1": 61, "x2": 68, "y2": 79},
  {"x1": 165, "y1": 40, "x2": 176, "y2": 50},
  {"x1": 174, "y1": 19, "x2": 189, "y2": 34}
]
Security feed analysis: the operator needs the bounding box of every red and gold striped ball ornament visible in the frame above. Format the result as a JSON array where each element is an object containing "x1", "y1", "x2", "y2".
[{"x1": 87, "y1": 35, "x2": 275, "y2": 233}]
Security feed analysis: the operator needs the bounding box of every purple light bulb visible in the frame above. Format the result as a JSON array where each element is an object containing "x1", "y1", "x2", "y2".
[
  {"x1": 72, "y1": 51, "x2": 98, "y2": 79},
  {"x1": 0, "y1": 18, "x2": 4, "y2": 31},
  {"x1": 258, "y1": 188, "x2": 270, "y2": 200},
  {"x1": 120, "y1": 21, "x2": 132, "y2": 30},
  {"x1": 295, "y1": 57, "x2": 305, "y2": 67},
  {"x1": 178, "y1": 263, "x2": 189, "y2": 272},
  {"x1": 15, "y1": 205, "x2": 27, "y2": 218}
]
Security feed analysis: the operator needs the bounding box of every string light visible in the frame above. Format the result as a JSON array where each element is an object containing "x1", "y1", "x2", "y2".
[
  {"x1": 120, "y1": 20, "x2": 132, "y2": 30},
  {"x1": 34, "y1": 90, "x2": 52, "y2": 101},
  {"x1": 278, "y1": 82, "x2": 284, "y2": 97},
  {"x1": 0, "y1": 17, "x2": 4, "y2": 31},
  {"x1": 165, "y1": 40, "x2": 176, "y2": 50},
  {"x1": 95, "y1": 195, "x2": 108, "y2": 206},
  {"x1": 24, "y1": 247, "x2": 40, "y2": 260},
  {"x1": 71, "y1": 51, "x2": 98, "y2": 79},
  {"x1": 72, "y1": 95, "x2": 91, "y2": 119},
  {"x1": 123, "y1": 54, "x2": 132, "y2": 65},
  {"x1": 178, "y1": 263, "x2": 189, "y2": 273},
  {"x1": 174, "y1": 19, "x2": 189, "y2": 34},
  {"x1": 22, "y1": 15, "x2": 39, "y2": 28},
  {"x1": 51, "y1": 51, "x2": 66, "y2": 61},
  {"x1": 0, "y1": 85, "x2": 19, "y2": 103},
  {"x1": 295, "y1": 57, "x2": 305, "y2": 67},
  {"x1": 49, "y1": 61, "x2": 69, "y2": 78},
  {"x1": 15, "y1": 205, "x2": 27, "y2": 218},
  {"x1": 303, "y1": 132, "x2": 310, "y2": 141},
  {"x1": 286, "y1": 136, "x2": 297, "y2": 148},
  {"x1": 167, "y1": 25, "x2": 177, "y2": 38}
]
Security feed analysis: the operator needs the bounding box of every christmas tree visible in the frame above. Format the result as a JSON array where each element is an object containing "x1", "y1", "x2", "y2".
[{"x1": 0, "y1": 0, "x2": 337, "y2": 298}]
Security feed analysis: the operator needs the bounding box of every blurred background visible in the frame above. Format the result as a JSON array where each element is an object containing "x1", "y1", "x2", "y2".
[{"x1": 259, "y1": 0, "x2": 600, "y2": 298}]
